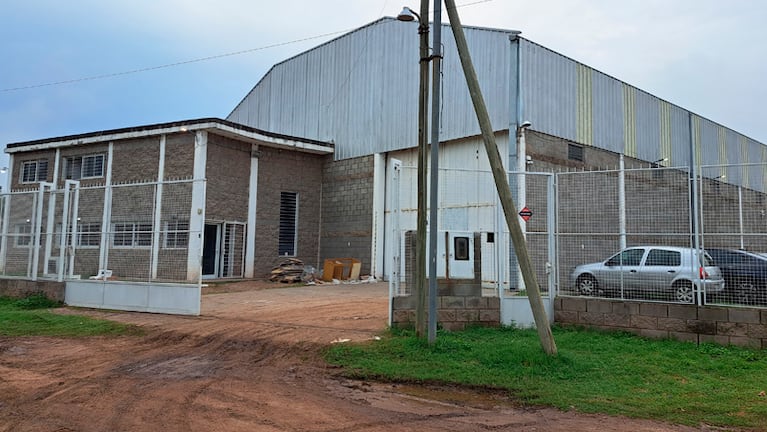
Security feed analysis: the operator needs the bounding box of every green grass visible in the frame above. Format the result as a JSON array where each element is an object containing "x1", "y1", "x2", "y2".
[
  {"x1": 0, "y1": 295, "x2": 142, "y2": 337},
  {"x1": 326, "y1": 326, "x2": 767, "y2": 429}
]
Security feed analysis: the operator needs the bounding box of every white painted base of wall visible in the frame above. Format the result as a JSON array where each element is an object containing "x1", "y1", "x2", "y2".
[
  {"x1": 65, "y1": 280, "x2": 201, "y2": 316},
  {"x1": 501, "y1": 295, "x2": 555, "y2": 328}
]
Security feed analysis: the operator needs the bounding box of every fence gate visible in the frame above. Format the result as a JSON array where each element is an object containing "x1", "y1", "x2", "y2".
[{"x1": 499, "y1": 172, "x2": 557, "y2": 327}]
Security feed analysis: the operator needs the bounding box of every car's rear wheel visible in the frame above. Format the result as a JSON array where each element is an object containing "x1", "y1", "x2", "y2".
[
  {"x1": 577, "y1": 275, "x2": 598, "y2": 296},
  {"x1": 674, "y1": 281, "x2": 694, "y2": 303}
]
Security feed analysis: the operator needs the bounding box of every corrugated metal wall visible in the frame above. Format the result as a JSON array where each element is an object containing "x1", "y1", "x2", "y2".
[
  {"x1": 519, "y1": 39, "x2": 763, "y2": 178},
  {"x1": 228, "y1": 18, "x2": 765, "y2": 188},
  {"x1": 228, "y1": 18, "x2": 514, "y2": 160}
]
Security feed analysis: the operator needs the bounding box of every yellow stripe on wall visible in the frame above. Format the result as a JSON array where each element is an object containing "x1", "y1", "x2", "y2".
[
  {"x1": 692, "y1": 115, "x2": 702, "y2": 168},
  {"x1": 740, "y1": 135, "x2": 749, "y2": 188},
  {"x1": 659, "y1": 100, "x2": 672, "y2": 165},
  {"x1": 717, "y1": 126, "x2": 727, "y2": 178},
  {"x1": 576, "y1": 64, "x2": 593, "y2": 146},
  {"x1": 622, "y1": 84, "x2": 636, "y2": 157}
]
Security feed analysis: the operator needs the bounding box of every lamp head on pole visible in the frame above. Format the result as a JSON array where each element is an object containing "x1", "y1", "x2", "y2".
[{"x1": 397, "y1": 6, "x2": 420, "y2": 22}]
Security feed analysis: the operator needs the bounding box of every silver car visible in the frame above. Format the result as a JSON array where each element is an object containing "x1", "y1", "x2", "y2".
[{"x1": 570, "y1": 246, "x2": 725, "y2": 303}]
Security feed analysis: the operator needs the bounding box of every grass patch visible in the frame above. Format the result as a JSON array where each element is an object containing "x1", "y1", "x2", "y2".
[
  {"x1": 0, "y1": 295, "x2": 142, "y2": 337},
  {"x1": 326, "y1": 325, "x2": 767, "y2": 429}
]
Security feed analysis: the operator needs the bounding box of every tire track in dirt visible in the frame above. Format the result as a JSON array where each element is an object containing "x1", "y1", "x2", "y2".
[{"x1": 1, "y1": 283, "x2": 713, "y2": 432}]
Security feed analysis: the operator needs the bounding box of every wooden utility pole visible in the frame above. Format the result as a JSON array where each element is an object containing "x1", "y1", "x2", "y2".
[
  {"x1": 414, "y1": 0, "x2": 430, "y2": 337},
  {"x1": 444, "y1": 0, "x2": 557, "y2": 355}
]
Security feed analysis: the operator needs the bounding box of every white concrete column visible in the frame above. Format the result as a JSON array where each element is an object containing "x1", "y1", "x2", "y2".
[
  {"x1": 98, "y1": 143, "x2": 114, "y2": 272},
  {"x1": 151, "y1": 135, "x2": 166, "y2": 279},
  {"x1": 244, "y1": 144, "x2": 259, "y2": 278},
  {"x1": 43, "y1": 148, "x2": 61, "y2": 275},
  {"x1": 186, "y1": 131, "x2": 207, "y2": 282}
]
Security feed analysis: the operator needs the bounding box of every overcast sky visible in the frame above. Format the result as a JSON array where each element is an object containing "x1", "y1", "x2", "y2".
[{"x1": 1, "y1": 0, "x2": 766, "y2": 171}]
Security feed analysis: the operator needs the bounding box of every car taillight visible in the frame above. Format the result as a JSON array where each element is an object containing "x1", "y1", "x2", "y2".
[{"x1": 699, "y1": 267, "x2": 708, "y2": 279}]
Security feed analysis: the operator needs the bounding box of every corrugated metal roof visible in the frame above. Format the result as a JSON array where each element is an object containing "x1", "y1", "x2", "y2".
[{"x1": 228, "y1": 17, "x2": 766, "y2": 178}]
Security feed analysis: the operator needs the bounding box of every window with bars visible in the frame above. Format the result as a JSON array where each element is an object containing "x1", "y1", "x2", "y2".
[
  {"x1": 56, "y1": 222, "x2": 101, "y2": 247},
  {"x1": 112, "y1": 222, "x2": 152, "y2": 248},
  {"x1": 77, "y1": 223, "x2": 102, "y2": 247},
  {"x1": 20, "y1": 160, "x2": 48, "y2": 183},
  {"x1": 163, "y1": 220, "x2": 189, "y2": 249},
  {"x1": 278, "y1": 192, "x2": 298, "y2": 256},
  {"x1": 568, "y1": 144, "x2": 584, "y2": 162},
  {"x1": 64, "y1": 154, "x2": 104, "y2": 180}
]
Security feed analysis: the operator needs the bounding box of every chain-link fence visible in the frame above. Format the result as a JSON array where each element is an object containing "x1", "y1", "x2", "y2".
[
  {"x1": 390, "y1": 161, "x2": 767, "y2": 309},
  {"x1": 559, "y1": 163, "x2": 767, "y2": 307},
  {"x1": 389, "y1": 165, "x2": 554, "y2": 299},
  {"x1": 0, "y1": 179, "x2": 206, "y2": 284}
]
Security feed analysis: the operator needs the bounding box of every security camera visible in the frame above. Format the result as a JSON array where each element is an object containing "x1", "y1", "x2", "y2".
[{"x1": 520, "y1": 120, "x2": 532, "y2": 129}]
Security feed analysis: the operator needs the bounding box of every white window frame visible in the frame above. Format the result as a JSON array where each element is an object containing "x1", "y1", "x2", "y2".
[
  {"x1": 20, "y1": 160, "x2": 48, "y2": 183},
  {"x1": 14, "y1": 223, "x2": 32, "y2": 247},
  {"x1": 112, "y1": 222, "x2": 153, "y2": 248},
  {"x1": 64, "y1": 154, "x2": 105, "y2": 180},
  {"x1": 162, "y1": 220, "x2": 189, "y2": 249},
  {"x1": 56, "y1": 222, "x2": 101, "y2": 248}
]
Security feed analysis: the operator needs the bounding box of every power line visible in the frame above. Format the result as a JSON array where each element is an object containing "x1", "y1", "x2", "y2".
[
  {"x1": 1, "y1": 0, "x2": 494, "y2": 93},
  {"x1": 1, "y1": 29, "x2": 353, "y2": 92}
]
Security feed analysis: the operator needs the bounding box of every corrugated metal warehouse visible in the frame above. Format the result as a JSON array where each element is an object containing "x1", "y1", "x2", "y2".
[{"x1": 228, "y1": 17, "x2": 767, "y2": 285}]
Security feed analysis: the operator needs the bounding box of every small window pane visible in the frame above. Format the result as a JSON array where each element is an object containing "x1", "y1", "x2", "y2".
[{"x1": 454, "y1": 237, "x2": 470, "y2": 261}]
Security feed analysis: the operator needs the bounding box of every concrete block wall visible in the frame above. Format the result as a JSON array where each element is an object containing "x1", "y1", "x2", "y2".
[
  {"x1": 320, "y1": 155, "x2": 374, "y2": 275},
  {"x1": 0, "y1": 279, "x2": 65, "y2": 302},
  {"x1": 393, "y1": 231, "x2": 500, "y2": 330},
  {"x1": 392, "y1": 287, "x2": 501, "y2": 331},
  {"x1": 555, "y1": 297, "x2": 767, "y2": 348}
]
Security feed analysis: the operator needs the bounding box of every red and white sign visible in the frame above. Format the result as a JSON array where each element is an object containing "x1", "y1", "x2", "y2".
[{"x1": 518, "y1": 206, "x2": 533, "y2": 222}]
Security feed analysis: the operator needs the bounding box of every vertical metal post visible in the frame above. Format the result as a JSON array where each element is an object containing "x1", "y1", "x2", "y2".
[
  {"x1": 31, "y1": 182, "x2": 53, "y2": 280},
  {"x1": 389, "y1": 159, "x2": 402, "y2": 327},
  {"x1": 738, "y1": 185, "x2": 744, "y2": 249},
  {"x1": 427, "y1": 0, "x2": 443, "y2": 344},
  {"x1": 57, "y1": 182, "x2": 71, "y2": 282},
  {"x1": 688, "y1": 113, "x2": 703, "y2": 305},
  {"x1": 68, "y1": 181, "x2": 80, "y2": 279},
  {"x1": 619, "y1": 154, "x2": 626, "y2": 250},
  {"x1": 546, "y1": 174, "x2": 556, "y2": 298}
]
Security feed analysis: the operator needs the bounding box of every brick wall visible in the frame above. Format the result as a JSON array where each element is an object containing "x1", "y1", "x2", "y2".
[
  {"x1": 205, "y1": 134, "x2": 250, "y2": 223},
  {"x1": 320, "y1": 155, "x2": 374, "y2": 275},
  {"x1": 555, "y1": 297, "x2": 767, "y2": 348},
  {"x1": 254, "y1": 147, "x2": 324, "y2": 277}
]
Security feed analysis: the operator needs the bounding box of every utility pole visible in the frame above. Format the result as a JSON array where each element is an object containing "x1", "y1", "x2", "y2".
[
  {"x1": 414, "y1": 0, "x2": 430, "y2": 338},
  {"x1": 427, "y1": 0, "x2": 443, "y2": 344},
  {"x1": 444, "y1": 0, "x2": 557, "y2": 355}
]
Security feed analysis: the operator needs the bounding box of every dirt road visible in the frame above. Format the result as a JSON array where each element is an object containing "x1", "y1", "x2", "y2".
[{"x1": 0, "y1": 281, "x2": 718, "y2": 431}]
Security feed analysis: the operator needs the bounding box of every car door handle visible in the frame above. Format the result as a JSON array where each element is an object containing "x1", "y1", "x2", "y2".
[
  {"x1": 630, "y1": 270, "x2": 637, "y2": 273},
  {"x1": 667, "y1": 270, "x2": 676, "y2": 273}
]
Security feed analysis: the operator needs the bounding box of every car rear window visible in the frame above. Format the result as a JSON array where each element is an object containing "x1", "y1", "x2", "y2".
[{"x1": 645, "y1": 249, "x2": 681, "y2": 266}]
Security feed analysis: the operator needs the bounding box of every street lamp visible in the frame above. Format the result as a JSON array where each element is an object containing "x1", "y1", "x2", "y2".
[{"x1": 397, "y1": 7, "x2": 420, "y2": 22}]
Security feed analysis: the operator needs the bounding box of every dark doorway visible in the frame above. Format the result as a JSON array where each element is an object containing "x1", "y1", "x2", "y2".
[{"x1": 202, "y1": 224, "x2": 220, "y2": 277}]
